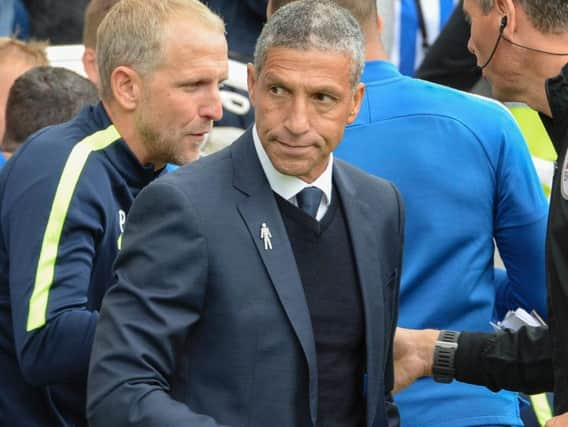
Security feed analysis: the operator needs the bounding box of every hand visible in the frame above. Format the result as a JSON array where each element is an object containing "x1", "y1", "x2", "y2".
[
  {"x1": 545, "y1": 412, "x2": 568, "y2": 426},
  {"x1": 393, "y1": 327, "x2": 438, "y2": 393}
]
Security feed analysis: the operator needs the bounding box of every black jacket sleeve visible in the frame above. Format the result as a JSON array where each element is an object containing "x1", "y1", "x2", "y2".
[
  {"x1": 414, "y1": 1, "x2": 481, "y2": 91},
  {"x1": 455, "y1": 326, "x2": 553, "y2": 394}
]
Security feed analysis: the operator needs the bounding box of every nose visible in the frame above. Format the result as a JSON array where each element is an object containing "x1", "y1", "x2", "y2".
[
  {"x1": 198, "y1": 85, "x2": 224, "y2": 121},
  {"x1": 284, "y1": 95, "x2": 310, "y2": 135}
]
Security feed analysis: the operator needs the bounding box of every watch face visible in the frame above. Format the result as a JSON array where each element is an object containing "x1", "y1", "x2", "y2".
[{"x1": 436, "y1": 340, "x2": 459, "y2": 349}]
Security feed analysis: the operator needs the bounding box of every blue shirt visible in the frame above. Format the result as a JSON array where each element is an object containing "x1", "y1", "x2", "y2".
[
  {"x1": 0, "y1": 152, "x2": 6, "y2": 169},
  {"x1": 0, "y1": 0, "x2": 29, "y2": 39},
  {"x1": 335, "y1": 61, "x2": 548, "y2": 427},
  {"x1": 0, "y1": 103, "x2": 160, "y2": 426}
]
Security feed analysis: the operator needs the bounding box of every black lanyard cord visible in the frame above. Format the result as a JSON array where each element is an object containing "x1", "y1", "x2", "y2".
[{"x1": 413, "y1": 0, "x2": 430, "y2": 51}]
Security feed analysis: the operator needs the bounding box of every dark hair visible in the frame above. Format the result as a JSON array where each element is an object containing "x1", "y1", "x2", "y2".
[
  {"x1": 23, "y1": 0, "x2": 89, "y2": 45},
  {"x1": 2, "y1": 66, "x2": 99, "y2": 153},
  {"x1": 478, "y1": 0, "x2": 568, "y2": 33}
]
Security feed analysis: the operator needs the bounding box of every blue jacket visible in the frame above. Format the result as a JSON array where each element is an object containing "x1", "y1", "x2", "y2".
[
  {"x1": 0, "y1": 103, "x2": 160, "y2": 426},
  {"x1": 335, "y1": 61, "x2": 548, "y2": 427}
]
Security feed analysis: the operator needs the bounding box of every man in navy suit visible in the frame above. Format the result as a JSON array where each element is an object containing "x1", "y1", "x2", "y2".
[{"x1": 87, "y1": 2, "x2": 404, "y2": 426}]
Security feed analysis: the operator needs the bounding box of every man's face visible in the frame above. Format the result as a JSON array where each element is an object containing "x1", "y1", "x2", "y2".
[
  {"x1": 248, "y1": 47, "x2": 363, "y2": 183},
  {"x1": 135, "y1": 17, "x2": 228, "y2": 167},
  {"x1": 463, "y1": 0, "x2": 523, "y2": 101},
  {"x1": 0, "y1": 60, "x2": 35, "y2": 142}
]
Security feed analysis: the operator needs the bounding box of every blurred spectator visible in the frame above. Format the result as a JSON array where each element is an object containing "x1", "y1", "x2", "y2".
[
  {"x1": 1, "y1": 66, "x2": 98, "y2": 160},
  {"x1": 82, "y1": 0, "x2": 120, "y2": 89},
  {"x1": 0, "y1": 37, "x2": 48, "y2": 150},
  {"x1": 23, "y1": 0, "x2": 89, "y2": 45},
  {"x1": 197, "y1": 1, "x2": 260, "y2": 154},
  {"x1": 0, "y1": 0, "x2": 29, "y2": 39},
  {"x1": 379, "y1": 0, "x2": 459, "y2": 76},
  {"x1": 415, "y1": 1, "x2": 480, "y2": 90},
  {"x1": 203, "y1": 0, "x2": 266, "y2": 61}
]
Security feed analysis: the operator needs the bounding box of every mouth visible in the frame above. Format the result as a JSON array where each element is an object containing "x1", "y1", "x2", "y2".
[
  {"x1": 275, "y1": 138, "x2": 312, "y2": 149},
  {"x1": 187, "y1": 131, "x2": 210, "y2": 142},
  {"x1": 274, "y1": 139, "x2": 314, "y2": 156}
]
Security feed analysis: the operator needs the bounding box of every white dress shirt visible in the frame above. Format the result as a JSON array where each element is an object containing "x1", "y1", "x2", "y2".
[{"x1": 252, "y1": 126, "x2": 333, "y2": 221}]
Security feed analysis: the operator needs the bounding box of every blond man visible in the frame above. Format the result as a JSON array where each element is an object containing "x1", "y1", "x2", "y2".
[{"x1": 0, "y1": 1, "x2": 227, "y2": 425}]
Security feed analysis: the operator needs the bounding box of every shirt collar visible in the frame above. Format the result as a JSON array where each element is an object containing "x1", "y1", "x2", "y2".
[
  {"x1": 361, "y1": 60, "x2": 401, "y2": 84},
  {"x1": 252, "y1": 125, "x2": 333, "y2": 205}
]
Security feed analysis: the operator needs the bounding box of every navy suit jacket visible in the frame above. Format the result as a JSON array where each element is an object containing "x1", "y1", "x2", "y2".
[{"x1": 87, "y1": 129, "x2": 404, "y2": 427}]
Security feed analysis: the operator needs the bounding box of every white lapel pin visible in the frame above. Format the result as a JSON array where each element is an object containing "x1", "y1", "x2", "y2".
[{"x1": 260, "y1": 222, "x2": 272, "y2": 250}]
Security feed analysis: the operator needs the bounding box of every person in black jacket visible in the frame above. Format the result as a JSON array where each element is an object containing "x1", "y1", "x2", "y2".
[
  {"x1": 23, "y1": 0, "x2": 89, "y2": 45},
  {"x1": 394, "y1": 1, "x2": 568, "y2": 425},
  {"x1": 202, "y1": 0, "x2": 266, "y2": 61},
  {"x1": 414, "y1": 0, "x2": 481, "y2": 91}
]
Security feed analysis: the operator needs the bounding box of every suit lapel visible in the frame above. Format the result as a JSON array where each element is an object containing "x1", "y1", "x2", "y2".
[
  {"x1": 232, "y1": 131, "x2": 318, "y2": 425},
  {"x1": 334, "y1": 163, "x2": 386, "y2": 427}
]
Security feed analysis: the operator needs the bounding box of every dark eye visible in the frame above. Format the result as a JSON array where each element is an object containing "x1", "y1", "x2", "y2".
[
  {"x1": 314, "y1": 93, "x2": 334, "y2": 103},
  {"x1": 270, "y1": 85, "x2": 285, "y2": 95}
]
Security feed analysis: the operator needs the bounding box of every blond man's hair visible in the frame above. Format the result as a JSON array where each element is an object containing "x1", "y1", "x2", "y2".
[
  {"x1": 96, "y1": 0, "x2": 225, "y2": 100},
  {"x1": 0, "y1": 37, "x2": 48, "y2": 66}
]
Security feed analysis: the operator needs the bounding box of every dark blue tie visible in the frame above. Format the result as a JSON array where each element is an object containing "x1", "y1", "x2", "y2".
[{"x1": 296, "y1": 186, "x2": 323, "y2": 218}]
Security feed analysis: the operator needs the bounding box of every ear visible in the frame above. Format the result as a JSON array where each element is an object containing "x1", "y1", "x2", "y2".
[
  {"x1": 246, "y1": 63, "x2": 258, "y2": 108},
  {"x1": 377, "y1": 13, "x2": 383, "y2": 34},
  {"x1": 347, "y1": 83, "x2": 365, "y2": 124},
  {"x1": 495, "y1": 0, "x2": 517, "y2": 35},
  {"x1": 266, "y1": 0, "x2": 273, "y2": 18},
  {"x1": 109, "y1": 66, "x2": 143, "y2": 111},
  {"x1": 82, "y1": 47, "x2": 100, "y2": 89}
]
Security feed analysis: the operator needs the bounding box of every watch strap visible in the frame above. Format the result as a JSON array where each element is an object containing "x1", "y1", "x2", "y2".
[{"x1": 432, "y1": 330, "x2": 460, "y2": 383}]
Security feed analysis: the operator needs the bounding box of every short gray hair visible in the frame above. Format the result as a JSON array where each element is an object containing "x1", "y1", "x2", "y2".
[
  {"x1": 96, "y1": 0, "x2": 224, "y2": 100},
  {"x1": 478, "y1": 0, "x2": 568, "y2": 33},
  {"x1": 254, "y1": 0, "x2": 365, "y2": 89}
]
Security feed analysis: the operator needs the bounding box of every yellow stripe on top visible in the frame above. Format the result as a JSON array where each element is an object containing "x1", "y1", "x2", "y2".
[
  {"x1": 26, "y1": 124, "x2": 121, "y2": 331},
  {"x1": 530, "y1": 393, "x2": 553, "y2": 426}
]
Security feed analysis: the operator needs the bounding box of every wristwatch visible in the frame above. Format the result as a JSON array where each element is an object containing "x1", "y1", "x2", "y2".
[{"x1": 432, "y1": 330, "x2": 460, "y2": 383}]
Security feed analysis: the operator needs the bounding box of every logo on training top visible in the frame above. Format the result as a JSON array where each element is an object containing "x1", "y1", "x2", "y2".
[
  {"x1": 119, "y1": 209, "x2": 126, "y2": 233},
  {"x1": 117, "y1": 209, "x2": 126, "y2": 250},
  {"x1": 562, "y1": 154, "x2": 568, "y2": 200}
]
